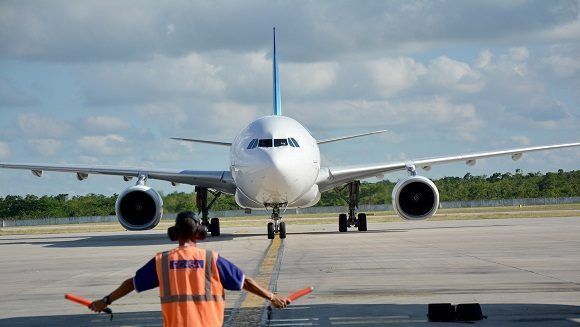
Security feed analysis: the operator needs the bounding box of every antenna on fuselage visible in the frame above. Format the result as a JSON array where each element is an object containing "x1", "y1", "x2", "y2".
[{"x1": 273, "y1": 27, "x2": 282, "y2": 116}]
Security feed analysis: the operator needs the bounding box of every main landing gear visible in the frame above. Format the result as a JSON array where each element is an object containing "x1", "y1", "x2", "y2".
[
  {"x1": 267, "y1": 205, "x2": 286, "y2": 240},
  {"x1": 196, "y1": 186, "x2": 222, "y2": 237},
  {"x1": 338, "y1": 181, "x2": 367, "y2": 233}
]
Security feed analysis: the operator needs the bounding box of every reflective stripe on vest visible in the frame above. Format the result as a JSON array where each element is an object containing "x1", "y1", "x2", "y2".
[{"x1": 159, "y1": 249, "x2": 225, "y2": 304}]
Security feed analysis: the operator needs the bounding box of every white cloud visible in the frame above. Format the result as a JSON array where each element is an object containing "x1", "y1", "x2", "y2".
[
  {"x1": 536, "y1": 20, "x2": 580, "y2": 42},
  {"x1": 426, "y1": 56, "x2": 483, "y2": 93},
  {"x1": 211, "y1": 101, "x2": 260, "y2": 136},
  {"x1": 508, "y1": 47, "x2": 530, "y2": 62},
  {"x1": 475, "y1": 49, "x2": 493, "y2": 69},
  {"x1": 27, "y1": 139, "x2": 62, "y2": 156},
  {"x1": 137, "y1": 103, "x2": 189, "y2": 126},
  {"x1": 77, "y1": 134, "x2": 129, "y2": 156},
  {"x1": 81, "y1": 53, "x2": 226, "y2": 105},
  {"x1": 367, "y1": 57, "x2": 427, "y2": 97},
  {"x1": 510, "y1": 135, "x2": 532, "y2": 146},
  {"x1": 0, "y1": 141, "x2": 11, "y2": 159},
  {"x1": 82, "y1": 116, "x2": 129, "y2": 133},
  {"x1": 17, "y1": 113, "x2": 72, "y2": 138},
  {"x1": 542, "y1": 54, "x2": 580, "y2": 78},
  {"x1": 283, "y1": 62, "x2": 339, "y2": 96},
  {"x1": 290, "y1": 97, "x2": 485, "y2": 142}
]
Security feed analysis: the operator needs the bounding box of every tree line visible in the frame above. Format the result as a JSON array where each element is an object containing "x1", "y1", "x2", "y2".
[{"x1": 1, "y1": 169, "x2": 578, "y2": 220}]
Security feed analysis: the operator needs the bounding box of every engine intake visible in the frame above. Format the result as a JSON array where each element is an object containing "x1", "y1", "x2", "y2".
[
  {"x1": 392, "y1": 175, "x2": 439, "y2": 220},
  {"x1": 115, "y1": 185, "x2": 163, "y2": 230}
]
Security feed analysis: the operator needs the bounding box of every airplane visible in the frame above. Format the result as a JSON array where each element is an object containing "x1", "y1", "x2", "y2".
[{"x1": 1, "y1": 28, "x2": 579, "y2": 239}]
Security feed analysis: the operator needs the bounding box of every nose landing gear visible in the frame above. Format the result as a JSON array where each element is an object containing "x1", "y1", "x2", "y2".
[
  {"x1": 338, "y1": 181, "x2": 367, "y2": 232},
  {"x1": 267, "y1": 205, "x2": 286, "y2": 239}
]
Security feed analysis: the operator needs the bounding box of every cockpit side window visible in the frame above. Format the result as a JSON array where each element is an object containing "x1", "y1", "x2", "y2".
[
  {"x1": 258, "y1": 139, "x2": 273, "y2": 147},
  {"x1": 247, "y1": 139, "x2": 258, "y2": 149},
  {"x1": 290, "y1": 138, "x2": 300, "y2": 147},
  {"x1": 274, "y1": 139, "x2": 288, "y2": 147}
]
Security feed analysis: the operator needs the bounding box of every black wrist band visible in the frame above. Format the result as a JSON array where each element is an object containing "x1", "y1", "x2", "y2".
[{"x1": 103, "y1": 296, "x2": 111, "y2": 305}]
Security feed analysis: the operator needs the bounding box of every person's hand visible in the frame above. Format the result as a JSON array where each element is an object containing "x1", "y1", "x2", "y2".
[
  {"x1": 89, "y1": 299, "x2": 108, "y2": 312},
  {"x1": 269, "y1": 294, "x2": 291, "y2": 309}
]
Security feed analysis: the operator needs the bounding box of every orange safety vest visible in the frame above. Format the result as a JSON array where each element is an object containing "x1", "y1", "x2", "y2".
[{"x1": 155, "y1": 246, "x2": 225, "y2": 327}]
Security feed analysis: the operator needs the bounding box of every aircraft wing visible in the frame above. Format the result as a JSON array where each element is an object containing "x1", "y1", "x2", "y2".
[
  {"x1": 316, "y1": 142, "x2": 580, "y2": 192},
  {"x1": 0, "y1": 163, "x2": 236, "y2": 194}
]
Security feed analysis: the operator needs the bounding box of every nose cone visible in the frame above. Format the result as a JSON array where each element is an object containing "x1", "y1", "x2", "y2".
[{"x1": 261, "y1": 151, "x2": 294, "y2": 199}]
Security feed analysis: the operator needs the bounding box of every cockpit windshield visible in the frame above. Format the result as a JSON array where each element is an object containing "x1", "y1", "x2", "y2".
[
  {"x1": 258, "y1": 139, "x2": 273, "y2": 147},
  {"x1": 247, "y1": 139, "x2": 258, "y2": 149},
  {"x1": 274, "y1": 139, "x2": 288, "y2": 147},
  {"x1": 248, "y1": 138, "x2": 299, "y2": 149},
  {"x1": 289, "y1": 138, "x2": 300, "y2": 147}
]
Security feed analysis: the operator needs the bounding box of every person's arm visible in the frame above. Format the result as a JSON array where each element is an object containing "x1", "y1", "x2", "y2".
[
  {"x1": 243, "y1": 277, "x2": 290, "y2": 309},
  {"x1": 89, "y1": 278, "x2": 135, "y2": 312}
]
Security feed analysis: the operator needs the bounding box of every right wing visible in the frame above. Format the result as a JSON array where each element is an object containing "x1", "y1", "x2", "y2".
[
  {"x1": 317, "y1": 142, "x2": 580, "y2": 191},
  {"x1": 0, "y1": 163, "x2": 236, "y2": 194},
  {"x1": 317, "y1": 130, "x2": 387, "y2": 144}
]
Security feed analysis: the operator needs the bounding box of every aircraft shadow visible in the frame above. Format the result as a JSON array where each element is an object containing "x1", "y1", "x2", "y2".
[
  {"x1": 0, "y1": 232, "x2": 265, "y2": 248},
  {"x1": 267, "y1": 303, "x2": 580, "y2": 326},
  {"x1": 1, "y1": 303, "x2": 579, "y2": 326},
  {"x1": 286, "y1": 228, "x2": 408, "y2": 236}
]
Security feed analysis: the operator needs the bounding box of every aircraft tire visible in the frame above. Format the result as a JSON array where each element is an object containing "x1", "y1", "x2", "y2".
[
  {"x1": 210, "y1": 218, "x2": 220, "y2": 237},
  {"x1": 357, "y1": 213, "x2": 367, "y2": 231},
  {"x1": 339, "y1": 213, "x2": 348, "y2": 232},
  {"x1": 267, "y1": 222, "x2": 275, "y2": 239},
  {"x1": 279, "y1": 221, "x2": 286, "y2": 239}
]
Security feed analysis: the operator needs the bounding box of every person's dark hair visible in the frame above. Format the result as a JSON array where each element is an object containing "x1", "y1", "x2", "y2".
[{"x1": 167, "y1": 211, "x2": 207, "y2": 241}]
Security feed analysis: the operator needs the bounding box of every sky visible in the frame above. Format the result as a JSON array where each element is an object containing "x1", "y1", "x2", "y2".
[{"x1": 0, "y1": 0, "x2": 579, "y2": 196}]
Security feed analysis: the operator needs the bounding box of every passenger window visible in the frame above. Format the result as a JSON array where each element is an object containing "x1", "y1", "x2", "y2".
[
  {"x1": 290, "y1": 138, "x2": 300, "y2": 147},
  {"x1": 247, "y1": 139, "x2": 258, "y2": 149},
  {"x1": 274, "y1": 139, "x2": 288, "y2": 147},
  {"x1": 288, "y1": 138, "x2": 295, "y2": 147},
  {"x1": 258, "y1": 139, "x2": 273, "y2": 147}
]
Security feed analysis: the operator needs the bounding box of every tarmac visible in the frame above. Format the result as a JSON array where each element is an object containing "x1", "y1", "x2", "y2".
[{"x1": 1, "y1": 216, "x2": 579, "y2": 326}]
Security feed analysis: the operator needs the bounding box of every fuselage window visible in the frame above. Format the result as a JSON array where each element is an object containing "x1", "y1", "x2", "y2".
[
  {"x1": 247, "y1": 139, "x2": 258, "y2": 149},
  {"x1": 274, "y1": 139, "x2": 288, "y2": 147},
  {"x1": 258, "y1": 139, "x2": 273, "y2": 147},
  {"x1": 290, "y1": 138, "x2": 300, "y2": 147}
]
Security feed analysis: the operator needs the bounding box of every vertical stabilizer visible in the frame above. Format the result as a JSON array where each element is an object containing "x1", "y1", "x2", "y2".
[{"x1": 273, "y1": 27, "x2": 282, "y2": 116}]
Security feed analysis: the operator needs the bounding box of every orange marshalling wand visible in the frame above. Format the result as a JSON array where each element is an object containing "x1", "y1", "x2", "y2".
[
  {"x1": 287, "y1": 286, "x2": 314, "y2": 302},
  {"x1": 65, "y1": 293, "x2": 113, "y2": 319}
]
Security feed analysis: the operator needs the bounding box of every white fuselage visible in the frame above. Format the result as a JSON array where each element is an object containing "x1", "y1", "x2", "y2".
[{"x1": 230, "y1": 116, "x2": 321, "y2": 209}]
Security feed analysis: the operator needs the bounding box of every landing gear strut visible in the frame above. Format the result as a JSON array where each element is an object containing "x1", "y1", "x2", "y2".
[
  {"x1": 196, "y1": 186, "x2": 222, "y2": 237},
  {"x1": 338, "y1": 181, "x2": 367, "y2": 232},
  {"x1": 267, "y1": 204, "x2": 286, "y2": 239}
]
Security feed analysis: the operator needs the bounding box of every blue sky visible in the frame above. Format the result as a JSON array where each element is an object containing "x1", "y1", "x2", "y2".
[{"x1": 0, "y1": 0, "x2": 579, "y2": 196}]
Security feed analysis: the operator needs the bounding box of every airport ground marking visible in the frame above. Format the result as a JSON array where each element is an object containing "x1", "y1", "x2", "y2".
[{"x1": 226, "y1": 237, "x2": 284, "y2": 327}]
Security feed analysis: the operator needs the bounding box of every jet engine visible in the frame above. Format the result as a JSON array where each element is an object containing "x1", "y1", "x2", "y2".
[
  {"x1": 115, "y1": 185, "x2": 163, "y2": 230},
  {"x1": 392, "y1": 175, "x2": 439, "y2": 220}
]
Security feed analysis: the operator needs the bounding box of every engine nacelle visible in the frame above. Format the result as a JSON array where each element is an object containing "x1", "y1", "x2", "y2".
[
  {"x1": 392, "y1": 175, "x2": 439, "y2": 221},
  {"x1": 115, "y1": 185, "x2": 163, "y2": 230}
]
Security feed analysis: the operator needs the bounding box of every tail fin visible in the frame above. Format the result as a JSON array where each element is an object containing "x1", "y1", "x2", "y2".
[{"x1": 273, "y1": 27, "x2": 282, "y2": 116}]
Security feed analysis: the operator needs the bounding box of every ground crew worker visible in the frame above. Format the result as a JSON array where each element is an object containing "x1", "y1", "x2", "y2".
[{"x1": 90, "y1": 211, "x2": 290, "y2": 326}]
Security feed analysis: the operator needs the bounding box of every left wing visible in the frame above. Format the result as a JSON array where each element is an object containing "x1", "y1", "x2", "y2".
[
  {"x1": 170, "y1": 137, "x2": 232, "y2": 146},
  {"x1": 317, "y1": 142, "x2": 580, "y2": 191},
  {"x1": 0, "y1": 163, "x2": 236, "y2": 194}
]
